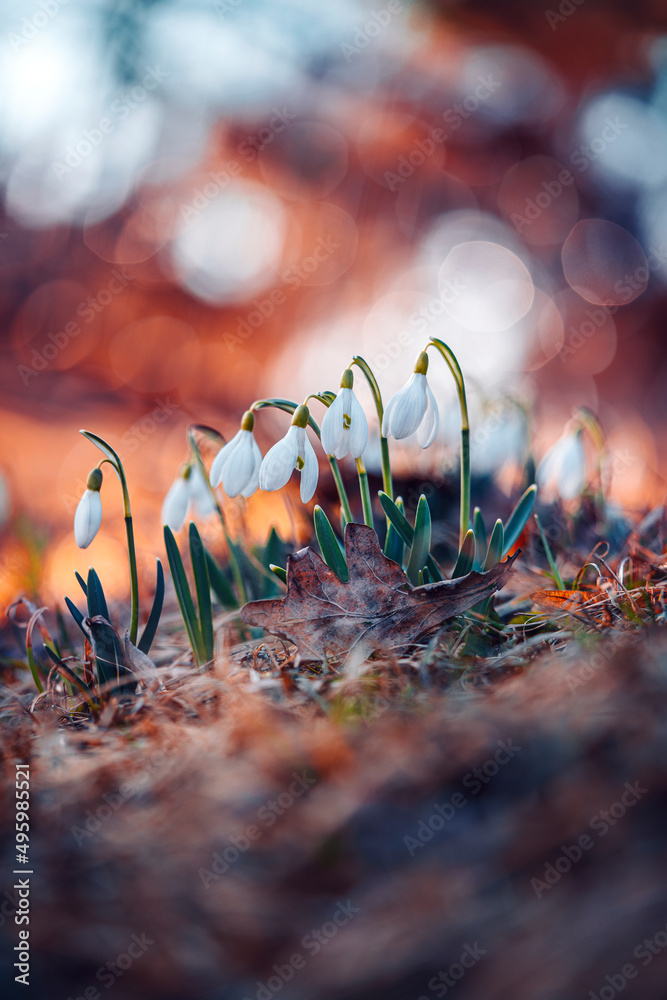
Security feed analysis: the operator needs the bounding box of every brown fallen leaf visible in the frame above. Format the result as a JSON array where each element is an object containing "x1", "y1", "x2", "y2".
[
  {"x1": 241, "y1": 523, "x2": 520, "y2": 661},
  {"x1": 530, "y1": 589, "x2": 591, "y2": 612}
]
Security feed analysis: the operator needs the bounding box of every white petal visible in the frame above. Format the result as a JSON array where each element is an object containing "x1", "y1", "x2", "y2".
[
  {"x1": 222, "y1": 431, "x2": 258, "y2": 498},
  {"x1": 210, "y1": 430, "x2": 243, "y2": 488},
  {"x1": 259, "y1": 425, "x2": 300, "y2": 491},
  {"x1": 537, "y1": 433, "x2": 586, "y2": 500},
  {"x1": 190, "y1": 465, "x2": 216, "y2": 516},
  {"x1": 417, "y1": 379, "x2": 439, "y2": 448},
  {"x1": 381, "y1": 391, "x2": 398, "y2": 437},
  {"x1": 320, "y1": 392, "x2": 346, "y2": 456},
  {"x1": 558, "y1": 435, "x2": 586, "y2": 500},
  {"x1": 161, "y1": 477, "x2": 190, "y2": 531},
  {"x1": 333, "y1": 429, "x2": 350, "y2": 461},
  {"x1": 240, "y1": 436, "x2": 263, "y2": 498},
  {"x1": 537, "y1": 436, "x2": 570, "y2": 487},
  {"x1": 386, "y1": 373, "x2": 427, "y2": 439},
  {"x1": 348, "y1": 391, "x2": 369, "y2": 458},
  {"x1": 300, "y1": 433, "x2": 319, "y2": 503},
  {"x1": 74, "y1": 490, "x2": 102, "y2": 549}
]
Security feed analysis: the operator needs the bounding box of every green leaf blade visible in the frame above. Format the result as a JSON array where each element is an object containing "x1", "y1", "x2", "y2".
[
  {"x1": 473, "y1": 507, "x2": 486, "y2": 570},
  {"x1": 164, "y1": 525, "x2": 206, "y2": 666},
  {"x1": 189, "y1": 522, "x2": 214, "y2": 662},
  {"x1": 86, "y1": 568, "x2": 109, "y2": 621},
  {"x1": 314, "y1": 505, "x2": 348, "y2": 583},
  {"x1": 137, "y1": 559, "x2": 164, "y2": 655},
  {"x1": 484, "y1": 519, "x2": 504, "y2": 571},
  {"x1": 503, "y1": 484, "x2": 537, "y2": 556},
  {"x1": 406, "y1": 495, "x2": 432, "y2": 586},
  {"x1": 452, "y1": 528, "x2": 475, "y2": 579}
]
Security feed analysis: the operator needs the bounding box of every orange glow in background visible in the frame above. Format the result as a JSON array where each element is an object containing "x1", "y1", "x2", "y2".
[{"x1": 2, "y1": 0, "x2": 667, "y2": 611}]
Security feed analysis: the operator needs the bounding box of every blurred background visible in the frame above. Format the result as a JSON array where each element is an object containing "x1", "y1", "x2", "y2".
[{"x1": 2, "y1": 0, "x2": 667, "y2": 607}]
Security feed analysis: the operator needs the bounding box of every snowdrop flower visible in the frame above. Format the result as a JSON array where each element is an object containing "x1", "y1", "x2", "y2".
[
  {"x1": 74, "y1": 468, "x2": 103, "y2": 549},
  {"x1": 537, "y1": 429, "x2": 586, "y2": 501},
  {"x1": 382, "y1": 351, "x2": 439, "y2": 448},
  {"x1": 259, "y1": 404, "x2": 318, "y2": 503},
  {"x1": 162, "y1": 463, "x2": 216, "y2": 531},
  {"x1": 320, "y1": 368, "x2": 368, "y2": 460},
  {"x1": 210, "y1": 411, "x2": 262, "y2": 498}
]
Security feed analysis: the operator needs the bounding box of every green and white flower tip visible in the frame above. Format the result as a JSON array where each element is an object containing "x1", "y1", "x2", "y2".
[
  {"x1": 536, "y1": 427, "x2": 586, "y2": 501},
  {"x1": 382, "y1": 351, "x2": 439, "y2": 448},
  {"x1": 74, "y1": 468, "x2": 103, "y2": 549},
  {"x1": 259, "y1": 404, "x2": 318, "y2": 503},
  {"x1": 210, "y1": 410, "x2": 263, "y2": 499},
  {"x1": 162, "y1": 463, "x2": 216, "y2": 532},
  {"x1": 320, "y1": 368, "x2": 369, "y2": 460}
]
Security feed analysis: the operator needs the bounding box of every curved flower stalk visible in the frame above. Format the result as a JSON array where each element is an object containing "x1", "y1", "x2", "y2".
[
  {"x1": 320, "y1": 369, "x2": 368, "y2": 460},
  {"x1": 351, "y1": 355, "x2": 393, "y2": 502},
  {"x1": 426, "y1": 339, "x2": 470, "y2": 549},
  {"x1": 537, "y1": 428, "x2": 586, "y2": 501},
  {"x1": 78, "y1": 430, "x2": 139, "y2": 644},
  {"x1": 259, "y1": 404, "x2": 319, "y2": 504},
  {"x1": 162, "y1": 463, "x2": 216, "y2": 532},
  {"x1": 382, "y1": 352, "x2": 439, "y2": 448},
  {"x1": 74, "y1": 468, "x2": 103, "y2": 549},
  {"x1": 210, "y1": 411, "x2": 263, "y2": 498}
]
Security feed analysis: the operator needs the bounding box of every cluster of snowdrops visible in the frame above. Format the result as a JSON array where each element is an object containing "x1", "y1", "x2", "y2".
[{"x1": 67, "y1": 338, "x2": 599, "y2": 673}]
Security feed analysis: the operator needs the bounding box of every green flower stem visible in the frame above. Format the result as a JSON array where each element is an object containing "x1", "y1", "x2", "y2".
[
  {"x1": 329, "y1": 456, "x2": 353, "y2": 525},
  {"x1": 355, "y1": 458, "x2": 374, "y2": 527},
  {"x1": 426, "y1": 339, "x2": 470, "y2": 549},
  {"x1": 575, "y1": 406, "x2": 606, "y2": 520},
  {"x1": 534, "y1": 513, "x2": 565, "y2": 591},
  {"x1": 80, "y1": 431, "x2": 139, "y2": 644},
  {"x1": 251, "y1": 397, "x2": 354, "y2": 525},
  {"x1": 187, "y1": 426, "x2": 248, "y2": 606},
  {"x1": 351, "y1": 355, "x2": 393, "y2": 501}
]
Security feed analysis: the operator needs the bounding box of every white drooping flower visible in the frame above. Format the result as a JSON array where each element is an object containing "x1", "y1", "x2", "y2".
[
  {"x1": 382, "y1": 351, "x2": 439, "y2": 448},
  {"x1": 162, "y1": 463, "x2": 216, "y2": 531},
  {"x1": 259, "y1": 404, "x2": 318, "y2": 504},
  {"x1": 210, "y1": 411, "x2": 262, "y2": 499},
  {"x1": 74, "y1": 468, "x2": 103, "y2": 549},
  {"x1": 536, "y1": 429, "x2": 586, "y2": 501},
  {"x1": 320, "y1": 368, "x2": 369, "y2": 460}
]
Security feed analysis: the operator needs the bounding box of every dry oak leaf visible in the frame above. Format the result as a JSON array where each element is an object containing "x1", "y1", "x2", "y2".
[{"x1": 241, "y1": 522, "x2": 520, "y2": 661}]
